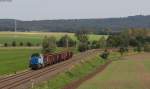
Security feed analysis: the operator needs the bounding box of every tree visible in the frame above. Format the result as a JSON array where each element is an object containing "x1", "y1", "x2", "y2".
[
  {"x1": 12, "y1": 41, "x2": 16, "y2": 47},
  {"x1": 106, "y1": 28, "x2": 149, "y2": 48},
  {"x1": 90, "y1": 38, "x2": 106, "y2": 49},
  {"x1": 128, "y1": 28, "x2": 148, "y2": 47},
  {"x1": 42, "y1": 36, "x2": 57, "y2": 53},
  {"x1": 75, "y1": 30, "x2": 89, "y2": 52},
  {"x1": 57, "y1": 35, "x2": 76, "y2": 47},
  {"x1": 75, "y1": 29, "x2": 89, "y2": 42},
  {"x1": 106, "y1": 35, "x2": 120, "y2": 47},
  {"x1": 98, "y1": 36, "x2": 106, "y2": 48},
  {"x1": 78, "y1": 42, "x2": 89, "y2": 52},
  {"x1": 42, "y1": 36, "x2": 49, "y2": 52}
]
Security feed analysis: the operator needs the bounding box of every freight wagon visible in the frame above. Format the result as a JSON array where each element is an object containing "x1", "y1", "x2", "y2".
[{"x1": 29, "y1": 51, "x2": 73, "y2": 70}]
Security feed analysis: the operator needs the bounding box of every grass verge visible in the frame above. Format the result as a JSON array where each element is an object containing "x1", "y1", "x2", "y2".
[
  {"x1": 33, "y1": 53, "x2": 117, "y2": 89},
  {"x1": 78, "y1": 53, "x2": 150, "y2": 89},
  {"x1": 33, "y1": 50, "x2": 138, "y2": 89}
]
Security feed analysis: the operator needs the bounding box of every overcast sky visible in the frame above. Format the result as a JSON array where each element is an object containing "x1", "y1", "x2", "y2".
[{"x1": 0, "y1": 0, "x2": 149, "y2": 20}]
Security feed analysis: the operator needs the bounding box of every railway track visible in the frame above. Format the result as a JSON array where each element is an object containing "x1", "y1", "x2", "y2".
[
  {"x1": 0, "y1": 49, "x2": 103, "y2": 89},
  {"x1": 0, "y1": 71, "x2": 33, "y2": 84}
]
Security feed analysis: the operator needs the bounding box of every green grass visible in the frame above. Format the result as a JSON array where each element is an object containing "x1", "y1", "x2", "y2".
[
  {"x1": 78, "y1": 53, "x2": 150, "y2": 89},
  {"x1": 33, "y1": 55, "x2": 108, "y2": 89},
  {"x1": 0, "y1": 32, "x2": 107, "y2": 46},
  {"x1": 0, "y1": 47, "x2": 40, "y2": 75}
]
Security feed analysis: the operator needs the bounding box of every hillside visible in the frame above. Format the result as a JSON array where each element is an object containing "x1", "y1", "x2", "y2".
[{"x1": 0, "y1": 15, "x2": 150, "y2": 34}]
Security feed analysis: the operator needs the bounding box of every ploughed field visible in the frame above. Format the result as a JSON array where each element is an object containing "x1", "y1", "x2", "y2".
[
  {"x1": 0, "y1": 32, "x2": 107, "y2": 46},
  {"x1": 78, "y1": 53, "x2": 150, "y2": 89}
]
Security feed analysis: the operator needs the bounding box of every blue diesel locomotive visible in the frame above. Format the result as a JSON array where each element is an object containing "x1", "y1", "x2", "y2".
[{"x1": 29, "y1": 51, "x2": 73, "y2": 70}]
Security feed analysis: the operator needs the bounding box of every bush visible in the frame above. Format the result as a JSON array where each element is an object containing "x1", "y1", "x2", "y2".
[
  {"x1": 134, "y1": 45, "x2": 142, "y2": 53},
  {"x1": 78, "y1": 42, "x2": 89, "y2": 52},
  {"x1": 36, "y1": 43, "x2": 40, "y2": 46},
  {"x1": 137, "y1": 46, "x2": 142, "y2": 52},
  {"x1": 119, "y1": 47, "x2": 128, "y2": 56},
  {"x1": 100, "y1": 49, "x2": 109, "y2": 59},
  {"x1": 12, "y1": 41, "x2": 16, "y2": 47},
  {"x1": 19, "y1": 42, "x2": 23, "y2": 46},
  {"x1": 4, "y1": 43, "x2": 8, "y2": 47},
  {"x1": 144, "y1": 44, "x2": 150, "y2": 52},
  {"x1": 91, "y1": 40, "x2": 100, "y2": 49},
  {"x1": 26, "y1": 42, "x2": 32, "y2": 47}
]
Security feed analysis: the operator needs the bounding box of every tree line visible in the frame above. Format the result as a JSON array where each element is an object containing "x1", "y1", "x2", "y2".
[
  {"x1": 42, "y1": 28, "x2": 150, "y2": 53},
  {"x1": 1, "y1": 15, "x2": 150, "y2": 35},
  {"x1": 107, "y1": 28, "x2": 150, "y2": 52},
  {"x1": 42, "y1": 30, "x2": 107, "y2": 53}
]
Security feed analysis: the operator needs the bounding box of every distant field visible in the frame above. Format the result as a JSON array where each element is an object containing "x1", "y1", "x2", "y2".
[
  {"x1": 0, "y1": 32, "x2": 107, "y2": 46},
  {"x1": 78, "y1": 53, "x2": 150, "y2": 89}
]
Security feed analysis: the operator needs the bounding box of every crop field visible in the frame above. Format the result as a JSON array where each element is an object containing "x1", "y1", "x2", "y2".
[
  {"x1": 0, "y1": 47, "x2": 40, "y2": 75},
  {"x1": 0, "y1": 47, "x2": 67, "y2": 75},
  {"x1": 0, "y1": 32, "x2": 107, "y2": 46},
  {"x1": 78, "y1": 53, "x2": 150, "y2": 89}
]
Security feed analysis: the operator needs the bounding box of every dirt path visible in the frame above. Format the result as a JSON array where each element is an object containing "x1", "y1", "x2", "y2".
[{"x1": 64, "y1": 52, "x2": 150, "y2": 89}]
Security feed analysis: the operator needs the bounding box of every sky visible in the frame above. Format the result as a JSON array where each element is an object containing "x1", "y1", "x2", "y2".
[{"x1": 0, "y1": 0, "x2": 150, "y2": 20}]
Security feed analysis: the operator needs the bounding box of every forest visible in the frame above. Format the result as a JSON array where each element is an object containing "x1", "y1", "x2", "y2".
[{"x1": 0, "y1": 15, "x2": 150, "y2": 34}]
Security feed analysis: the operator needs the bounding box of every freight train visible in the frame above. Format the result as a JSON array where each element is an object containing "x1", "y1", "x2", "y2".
[{"x1": 29, "y1": 51, "x2": 73, "y2": 70}]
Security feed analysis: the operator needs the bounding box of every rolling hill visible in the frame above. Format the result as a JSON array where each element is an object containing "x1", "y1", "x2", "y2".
[{"x1": 0, "y1": 15, "x2": 150, "y2": 34}]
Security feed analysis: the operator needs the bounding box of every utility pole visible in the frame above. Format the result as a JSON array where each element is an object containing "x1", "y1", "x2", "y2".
[
  {"x1": 66, "y1": 39, "x2": 68, "y2": 49},
  {"x1": 14, "y1": 19, "x2": 17, "y2": 32}
]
